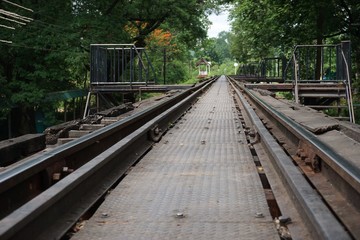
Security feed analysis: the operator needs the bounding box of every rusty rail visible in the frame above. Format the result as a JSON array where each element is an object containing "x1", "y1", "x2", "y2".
[
  {"x1": 0, "y1": 77, "x2": 217, "y2": 240},
  {"x1": 228, "y1": 76, "x2": 358, "y2": 239}
]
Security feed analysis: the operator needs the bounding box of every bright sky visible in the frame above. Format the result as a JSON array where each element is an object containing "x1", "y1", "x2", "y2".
[{"x1": 207, "y1": 10, "x2": 231, "y2": 38}]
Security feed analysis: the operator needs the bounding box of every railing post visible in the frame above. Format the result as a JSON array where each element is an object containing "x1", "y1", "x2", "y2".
[
  {"x1": 130, "y1": 46, "x2": 134, "y2": 87},
  {"x1": 293, "y1": 54, "x2": 299, "y2": 104},
  {"x1": 341, "y1": 41, "x2": 352, "y2": 82},
  {"x1": 340, "y1": 44, "x2": 355, "y2": 123},
  {"x1": 82, "y1": 92, "x2": 91, "y2": 119}
]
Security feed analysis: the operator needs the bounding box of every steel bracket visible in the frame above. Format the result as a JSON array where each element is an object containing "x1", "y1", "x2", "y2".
[
  {"x1": 149, "y1": 125, "x2": 163, "y2": 142},
  {"x1": 296, "y1": 141, "x2": 321, "y2": 172}
]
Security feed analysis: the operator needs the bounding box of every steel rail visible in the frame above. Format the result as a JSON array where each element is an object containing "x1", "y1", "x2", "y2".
[
  {"x1": 228, "y1": 77, "x2": 351, "y2": 240},
  {"x1": 0, "y1": 77, "x2": 216, "y2": 240},
  {"x1": 0, "y1": 78, "x2": 216, "y2": 219},
  {"x1": 234, "y1": 80, "x2": 360, "y2": 195}
]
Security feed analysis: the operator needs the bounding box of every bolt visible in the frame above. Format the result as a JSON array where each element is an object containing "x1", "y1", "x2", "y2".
[
  {"x1": 154, "y1": 127, "x2": 160, "y2": 135},
  {"x1": 279, "y1": 216, "x2": 292, "y2": 225},
  {"x1": 52, "y1": 173, "x2": 61, "y2": 181}
]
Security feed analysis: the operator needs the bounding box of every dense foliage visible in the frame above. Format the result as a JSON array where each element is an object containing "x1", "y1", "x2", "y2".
[
  {"x1": 229, "y1": 0, "x2": 360, "y2": 121},
  {"x1": 189, "y1": 30, "x2": 235, "y2": 77},
  {"x1": 1, "y1": 0, "x2": 360, "y2": 138},
  {"x1": 229, "y1": 0, "x2": 360, "y2": 76},
  {"x1": 0, "y1": 0, "x2": 229, "y2": 138}
]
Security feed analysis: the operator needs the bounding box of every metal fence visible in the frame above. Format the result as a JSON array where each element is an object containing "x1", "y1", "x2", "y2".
[
  {"x1": 283, "y1": 41, "x2": 354, "y2": 123},
  {"x1": 237, "y1": 57, "x2": 286, "y2": 80},
  {"x1": 90, "y1": 44, "x2": 157, "y2": 85},
  {"x1": 283, "y1": 41, "x2": 351, "y2": 83}
]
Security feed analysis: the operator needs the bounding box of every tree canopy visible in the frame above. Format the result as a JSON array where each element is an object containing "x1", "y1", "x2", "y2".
[
  {"x1": 1, "y1": 0, "x2": 360, "y2": 138},
  {"x1": 229, "y1": 0, "x2": 360, "y2": 74},
  {"x1": 0, "y1": 0, "x2": 228, "y2": 138},
  {"x1": 229, "y1": 0, "x2": 360, "y2": 121}
]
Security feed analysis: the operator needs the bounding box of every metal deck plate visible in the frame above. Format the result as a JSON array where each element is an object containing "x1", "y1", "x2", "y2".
[
  {"x1": 251, "y1": 92, "x2": 339, "y2": 134},
  {"x1": 73, "y1": 76, "x2": 279, "y2": 240}
]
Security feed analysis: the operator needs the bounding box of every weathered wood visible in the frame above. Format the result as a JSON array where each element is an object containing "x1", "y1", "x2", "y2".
[
  {"x1": 68, "y1": 130, "x2": 92, "y2": 138},
  {"x1": 96, "y1": 103, "x2": 134, "y2": 117},
  {"x1": 0, "y1": 134, "x2": 45, "y2": 166},
  {"x1": 44, "y1": 103, "x2": 134, "y2": 145},
  {"x1": 44, "y1": 115, "x2": 103, "y2": 145}
]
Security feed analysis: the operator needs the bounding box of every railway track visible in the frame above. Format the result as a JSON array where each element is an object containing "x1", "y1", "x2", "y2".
[
  {"x1": 0, "y1": 76, "x2": 359, "y2": 239},
  {"x1": 0, "y1": 77, "x2": 216, "y2": 240},
  {"x1": 228, "y1": 76, "x2": 360, "y2": 239}
]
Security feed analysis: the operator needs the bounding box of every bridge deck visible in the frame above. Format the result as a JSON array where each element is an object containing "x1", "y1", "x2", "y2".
[{"x1": 73, "y1": 76, "x2": 279, "y2": 239}]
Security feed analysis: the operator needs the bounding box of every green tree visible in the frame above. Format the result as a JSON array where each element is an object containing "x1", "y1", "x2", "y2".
[
  {"x1": 191, "y1": 30, "x2": 232, "y2": 77},
  {"x1": 0, "y1": 0, "x2": 129, "y2": 135},
  {"x1": 1, "y1": 0, "x2": 76, "y2": 134},
  {"x1": 215, "y1": 31, "x2": 232, "y2": 63},
  {"x1": 0, "y1": 0, "x2": 230, "y2": 138},
  {"x1": 229, "y1": 0, "x2": 360, "y2": 80},
  {"x1": 105, "y1": 0, "x2": 218, "y2": 47}
]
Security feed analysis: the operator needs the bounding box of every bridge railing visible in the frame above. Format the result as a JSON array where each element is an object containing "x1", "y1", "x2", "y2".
[
  {"x1": 283, "y1": 41, "x2": 355, "y2": 123},
  {"x1": 283, "y1": 42, "x2": 351, "y2": 83},
  {"x1": 259, "y1": 57, "x2": 286, "y2": 80},
  {"x1": 237, "y1": 61, "x2": 261, "y2": 77},
  {"x1": 237, "y1": 57, "x2": 286, "y2": 81},
  {"x1": 83, "y1": 44, "x2": 158, "y2": 118},
  {"x1": 90, "y1": 44, "x2": 158, "y2": 86}
]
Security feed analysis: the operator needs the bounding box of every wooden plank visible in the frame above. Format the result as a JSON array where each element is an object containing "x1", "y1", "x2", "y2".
[{"x1": 0, "y1": 134, "x2": 45, "y2": 166}]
